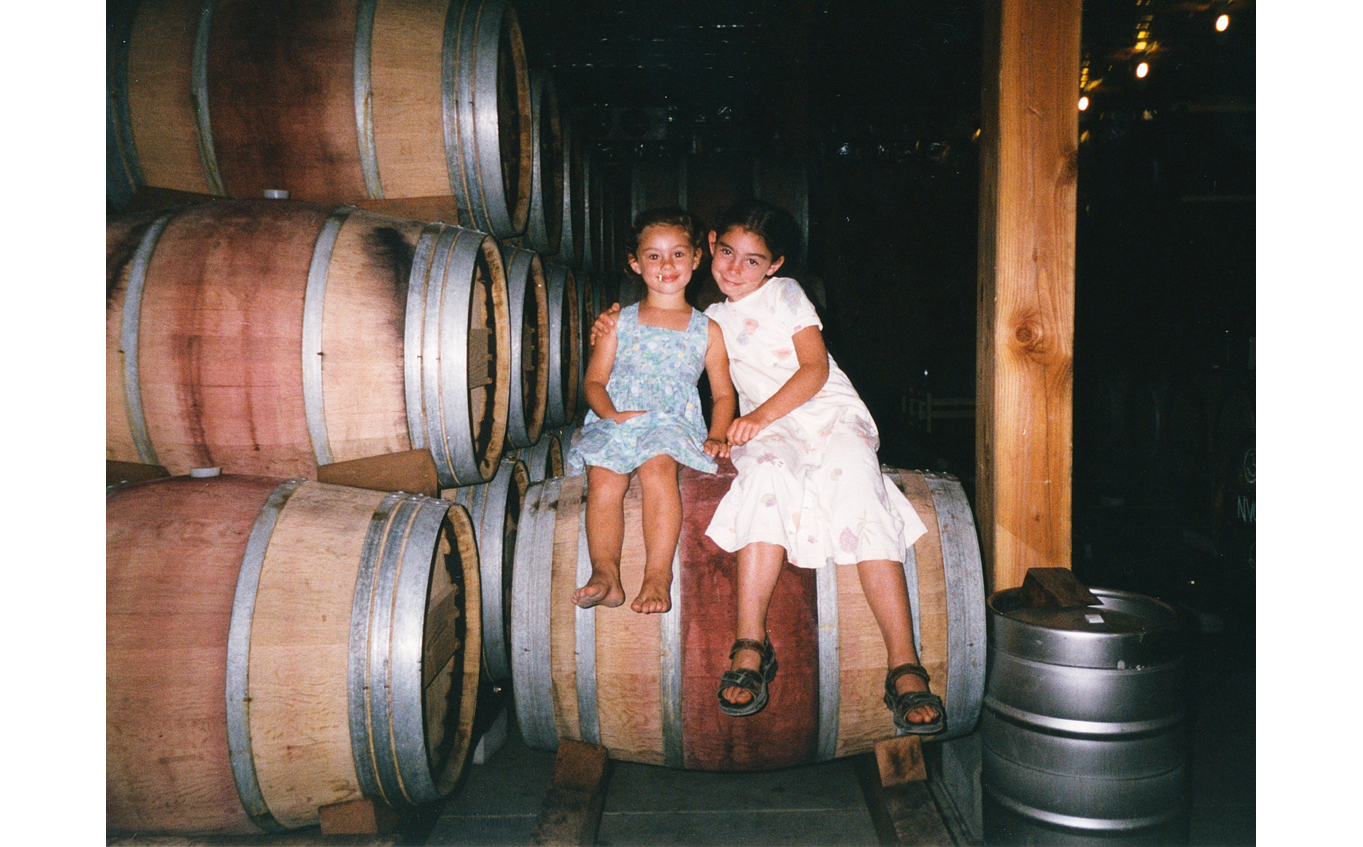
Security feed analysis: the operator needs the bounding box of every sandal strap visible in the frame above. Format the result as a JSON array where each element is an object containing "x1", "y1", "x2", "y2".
[
  {"x1": 885, "y1": 662, "x2": 930, "y2": 691},
  {"x1": 719, "y1": 667, "x2": 765, "y2": 694},
  {"x1": 890, "y1": 690, "x2": 944, "y2": 714},
  {"x1": 729, "y1": 638, "x2": 769, "y2": 660}
]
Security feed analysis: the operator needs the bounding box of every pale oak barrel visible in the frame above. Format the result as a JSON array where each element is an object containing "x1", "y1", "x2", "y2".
[
  {"x1": 510, "y1": 462, "x2": 985, "y2": 771},
  {"x1": 106, "y1": 475, "x2": 481, "y2": 833},
  {"x1": 500, "y1": 245, "x2": 550, "y2": 450},
  {"x1": 505, "y1": 425, "x2": 567, "y2": 483},
  {"x1": 107, "y1": 0, "x2": 532, "y2": 238},
  {"x1": 444, "y1": 458, "x2": 530, "y2": 682},
  {"x1": 105, "y1": 199, "x2": 510, "y2": 488},
  {"x1": 523, "y1": 66, "x2": 564, "y2": 255},
  {"x1": 542, "y1": 261, "x2": 581, "y2": 427}
]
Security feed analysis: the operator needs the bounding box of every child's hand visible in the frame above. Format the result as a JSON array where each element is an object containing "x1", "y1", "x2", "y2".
[
  {"x1": 590, "y1": 303, "x2": 622, "y2": 346},
  {"x1": 703, "y1": 437, "x2": 730, "y2": 459},
  {"x1": 611, "y1": 409, "x2": 646, "y2": 424},
  {"x1": 726, "y1": 414, "x2": 768, "y2": 446}
]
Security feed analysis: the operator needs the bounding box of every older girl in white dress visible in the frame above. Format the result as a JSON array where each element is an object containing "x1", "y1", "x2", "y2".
[{"x1": 701, "y1": 200, "x2": 944, "y2": 732}]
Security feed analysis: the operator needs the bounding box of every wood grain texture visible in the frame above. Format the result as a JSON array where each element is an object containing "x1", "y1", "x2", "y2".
[
  {"x1": 369, "y1": 0, "x2": 453, "y2": 200},
  {"x1": 108, "y1": 201, "x2": 498, "y2": 481},
  {"x1": 977, "y1": 0, "x2": 1080, "y2": 591},
  {"x1": 247, "y1": 482, "x2": 375, "y2": 828},
  {"x1": 125, "y1": 0, "x2": 213, "y2": 194},
  {"x1": 594, "y1": 475, "x2": 665, "y2": 764},
  {"x1": 207, "y1": 0, "x2": 367, "y2": 201},
  {"x1": 317, "y1": 210, "x2": 420, "y2": 463},
  {"x1": 107, "y1": 475, "x2": 282, "y2": 834},
  {"x1": 134, "y1": 201, "x2": 323, "y2": 475}
]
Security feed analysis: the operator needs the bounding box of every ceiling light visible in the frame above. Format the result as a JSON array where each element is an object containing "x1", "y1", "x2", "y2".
[
  {"x1": 1135, "y1": 62, "x2": 1149, "y2": 79},
  {"x1": 1216, "y1": 15, "x2": 1230, "y2": 32}
]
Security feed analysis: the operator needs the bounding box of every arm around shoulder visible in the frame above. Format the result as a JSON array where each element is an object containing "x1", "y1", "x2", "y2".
[{"x1": 702, "y1": 319, "x2": 736, "y2": 458}]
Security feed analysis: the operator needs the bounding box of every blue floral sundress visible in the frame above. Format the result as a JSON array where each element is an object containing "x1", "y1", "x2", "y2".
[{"x1": 567, "y1": 303, "x2": 717, "y2": 475}]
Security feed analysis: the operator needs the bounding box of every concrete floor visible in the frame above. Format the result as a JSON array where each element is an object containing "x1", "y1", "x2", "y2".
[{"x1": 419, "y1": 606, "x2": 1254, "y2": 847}]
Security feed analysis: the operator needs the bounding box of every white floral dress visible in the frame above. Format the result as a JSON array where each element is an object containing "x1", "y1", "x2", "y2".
[
  {"x1": 567, "y1": 304, "x2": 717, "y2": 475},
  {"x1": 703, "y1": 278, "x2": 926, "y2": 567}
]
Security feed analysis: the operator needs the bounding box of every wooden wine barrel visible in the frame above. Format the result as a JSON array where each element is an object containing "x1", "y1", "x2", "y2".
[
  {"x1": 444, "y1": 458, "x2": 530, "y2": 682},
  {"x1": 543, "y1": 262, "x2": 581, "y2": 427},
  {"x1": 106, "y1": 199, "x2": 510, "y2": 488},
  {"x1": 501, "y1": 245, "x2": 549, "y2": 450},
  {"x1": 107, "y1": 475, "x2": 481, "y2": 833},
  {"x1": 506, "y1": 426, "x2": 567, "y2": 483},
  {"x1": 556, "y1": 118, "x2": 587, "y2": 267},
  {"x1": 107, "y1": 0, "x2": 532, "y2": 237},
  {"x1": 510, "y1": 462, "x2": 986, "y2": 771},
  {"x1": 523, "y1": 67, "x2": 564, "y2": 255}
]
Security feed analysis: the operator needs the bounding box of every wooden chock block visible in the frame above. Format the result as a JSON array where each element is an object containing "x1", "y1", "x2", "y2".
[
  {"x1": 318, "y1": 796, "x2": 400, "y2": 835},
  {"x1": 1018, "y1": 567, "x2": 1100, "y2": 608},
  {"x1": 318, "y1": 448, "x2": 440, "y2": 498},
  {"x1": 552, "y1": 738, "x2": 612, "y2": 792},
  {"x1": 875, "y1": 734, "x2": 927, "y2": 786},
  {"x1": 106, "y1": 460, "x2": 170, "y2": 487},
  {"x1": 531, "y1": 739, "x2": 613, "y2": 846}
]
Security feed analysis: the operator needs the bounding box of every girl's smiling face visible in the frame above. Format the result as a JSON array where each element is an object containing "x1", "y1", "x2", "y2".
[
  {"x1": 708, "y1": 226, "x2": 785, "y2": 301},
  {"x1": 628, "y1": 224, "x2": 701, "y2": 295}
]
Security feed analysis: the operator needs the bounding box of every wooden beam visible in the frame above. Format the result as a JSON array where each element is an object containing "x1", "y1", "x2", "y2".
[{"x1": 976, "y1": 0, "x2": 1081, "y2": 592}]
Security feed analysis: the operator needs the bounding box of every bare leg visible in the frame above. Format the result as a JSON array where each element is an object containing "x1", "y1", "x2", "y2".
[
  {"x1": 632, "y1": 454, "x2": 681, "y2": 613},
  {"x1": 857, "y1": 558, "x2": 941, "y2": 725},
  {"x1": 573, "y1": 466, "x2": 629, "y2": 609},
  {"x1": 720, "y1": 541, "x2": 786, "y2": 707}
]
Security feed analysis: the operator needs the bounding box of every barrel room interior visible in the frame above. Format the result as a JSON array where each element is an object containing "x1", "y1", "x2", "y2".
[{"x1": 104, "y1": 0, "x2": 1256, "y2": 844}]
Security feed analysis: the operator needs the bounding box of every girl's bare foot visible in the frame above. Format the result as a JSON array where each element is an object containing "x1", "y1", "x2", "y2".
[
  {"x1": 630, "y1": 575, "x2": 672, "y2": 614},
  {"x1": 572, "y1": 573, "x2": 625, "y2": 609}
]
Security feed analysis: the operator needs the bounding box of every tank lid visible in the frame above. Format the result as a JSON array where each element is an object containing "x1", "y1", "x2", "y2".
[{"x1": 987, "y1": 587, "x2": 1187, "y2": 668}]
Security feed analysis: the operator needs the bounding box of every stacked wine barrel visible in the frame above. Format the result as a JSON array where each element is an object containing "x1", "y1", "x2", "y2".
[{"x1": 106, "y1": 0, "x2": 598, "y2": 835}]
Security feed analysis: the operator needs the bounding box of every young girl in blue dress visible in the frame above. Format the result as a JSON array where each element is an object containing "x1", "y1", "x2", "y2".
[{"x1": 568, "y1": 207, "x2": 736, "y2": 614}]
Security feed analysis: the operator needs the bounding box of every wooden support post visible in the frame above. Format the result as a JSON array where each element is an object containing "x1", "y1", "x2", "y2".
[
  {"x1": 976, "y1": 0, "x2": 1082, "y2": 592},
  {"x1": 857, "y1": 737, "x2": 957, "y2": 846},
  {"x1": 317, "y1": 448, "x2": 440, "y2": 498},
  {"x1": 531, "y1": 739, "x2": 612, "y2": 846}
]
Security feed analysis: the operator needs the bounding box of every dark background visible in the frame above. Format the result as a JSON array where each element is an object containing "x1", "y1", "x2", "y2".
[{"x1": 514, "y1": 0, "x2": 1255, "y2": 621}]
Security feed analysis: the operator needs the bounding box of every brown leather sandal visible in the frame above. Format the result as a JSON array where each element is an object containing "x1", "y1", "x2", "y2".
[
  {"x1": 884, "y1": 663, "x2": 946, "y2": 735},
  {"x1": 717, "y1": 637, "x2": 778, "y2": 717}
]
